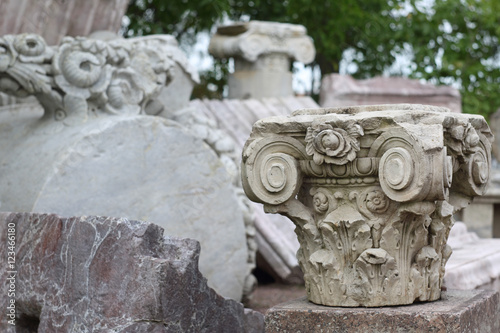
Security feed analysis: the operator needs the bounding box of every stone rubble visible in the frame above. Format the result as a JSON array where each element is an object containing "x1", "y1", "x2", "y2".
[{"x1": 0, "y1": 212, "x2": 264, "y2": 332}]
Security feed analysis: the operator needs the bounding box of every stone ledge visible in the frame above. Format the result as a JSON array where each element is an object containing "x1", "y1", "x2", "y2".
[{"x1": 265, "y1": 290, "x2": 500, "y2": 333}]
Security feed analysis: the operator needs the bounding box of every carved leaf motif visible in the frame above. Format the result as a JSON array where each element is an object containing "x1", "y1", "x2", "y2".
[
  {"x1": 353, "y1": 248, "x2": 399, "y2": 302},
  {"x1": 321, "y1": 205, "x2": 372, "y2": 266},
  {"x1": 309, "y1": 249, "x2": 339, "y2": 271},
  {"x1": 446, "y1": 123, "x2": 481, "y2": 156},
  {"x1": 411, "y1": 246, "x2": 441, "y2": 300}
]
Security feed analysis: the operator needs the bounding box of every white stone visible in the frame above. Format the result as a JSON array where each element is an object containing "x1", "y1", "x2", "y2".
[
  {"x1": 209, "y1": 21, "x2": 316, "y2": 99},
  {"x1": 190, "y1": 96, "x2": 320, "y2": 284},
  {"x1": 445, "y1": 222, "x2": 500, "y2": 291},
  {"x1": 242, "y1": 104, "x2": 493, "y2": 307}
]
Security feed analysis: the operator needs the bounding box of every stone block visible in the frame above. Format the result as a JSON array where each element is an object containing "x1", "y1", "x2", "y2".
[
  {"x1": 266, "y1": 290, "x2": 500, "y2": 333},
  {"x1": 0, "y1": 0, "x2": 129, "y2": 45},
  {"x1": 320, "y1": 74, "x2": 462, "y2": 113},
  {"x1": 0, "y1": 212, "x2": 264, "y2": 332},
  {"x1": 461, "y1": 203, "x2": 494, "y2": 238},
  {"x1": 0, "y1": 32, "x2": 251, "y2": 300},
  {"x1": 445, "y1": 222, "x2": 500, "y2": 292}
]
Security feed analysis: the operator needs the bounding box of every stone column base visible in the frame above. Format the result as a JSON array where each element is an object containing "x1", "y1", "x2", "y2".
[{"x1": 265, "y1": 290, "x2": 500, "y2": 333}]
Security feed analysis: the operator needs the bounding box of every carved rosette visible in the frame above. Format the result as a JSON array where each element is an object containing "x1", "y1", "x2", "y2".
[
  {"x1": 0, "y1": 33, "x2": 174, "y2": 124},
  {"x1": 242, "y1": 104, "x2": 493, "y2": 307}
]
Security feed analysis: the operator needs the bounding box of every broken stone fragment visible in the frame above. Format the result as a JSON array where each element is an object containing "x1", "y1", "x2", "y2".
[{"x1": 0, "y1": 212, "x2": 263, "y2": 332}]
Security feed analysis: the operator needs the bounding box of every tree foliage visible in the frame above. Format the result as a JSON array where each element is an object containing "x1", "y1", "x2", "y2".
[
  {"x1": 124, "y1": 0, "x2": 229, "y2": 44},
  {"x1": 230, "y1": 0, "x2": 398, "y2": 77},
  {"x1": 392, "y1": 0, "x2": 500, "y2": 118},
  {"x1": 124, "y1": 0, "x2": 500, "y2": 118}
]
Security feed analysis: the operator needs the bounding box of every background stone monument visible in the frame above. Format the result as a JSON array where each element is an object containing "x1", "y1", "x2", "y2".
[
  {"x1": 209, "y1": 21, "x2": 316, "y2": 99},
  {"x1": 320, "y1": 74, "x2": 462, "y2": 113}
]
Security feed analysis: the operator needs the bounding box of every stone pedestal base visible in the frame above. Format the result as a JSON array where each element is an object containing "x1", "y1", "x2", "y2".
[{"x1": 265, "y1": 290, "x2": 500, "y2": 333}]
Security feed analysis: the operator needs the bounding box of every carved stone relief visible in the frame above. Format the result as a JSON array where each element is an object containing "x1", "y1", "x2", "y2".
[
  {"x1": 242, "y1": 104, "x2": 493, "y2": 307},
  {"x1": 0, "y1": 33, "x2": 174, "y2": 124}
]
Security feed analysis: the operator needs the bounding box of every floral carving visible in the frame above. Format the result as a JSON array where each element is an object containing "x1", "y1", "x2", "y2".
[
  {"x1": 0, "y1": 34, "x2": 53, "y2": 96},
  {"x1": 312, "y1": 192, "x2": 329, "y2": 213},
  {"x1": 446, "y1": 123, "x2": 480, "y2": 155},
  {"x1": 0, "y1": 33, "x2": 174, "y2": 122},
  {"x1": 365, "y1": 190, "x2": 389, "y2": 214},
  {"x1": 305, "y1": 123, "x2": 363, "y2": 165},
  {"x1": 53, "y1": 37, "x2": 112, "y2": 99}
]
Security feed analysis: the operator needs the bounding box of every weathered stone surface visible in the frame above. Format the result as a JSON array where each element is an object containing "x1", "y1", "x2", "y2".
[
  {"x1": 0, "y1": 212, "x2": 264, "y2": 332},
  {"x1": 209, "y1": 21, "x2": 315, "y2": 99},
  {"x1": 320, "y1": 74, "x2": 462, "y2": 113},
  {"x1": 242, "y1": 104, "x2": 492, "y2": 307},
  {"x1": 0, "y1": 0, "x2": 128, "y2": 45},
  {"x1": 265, "y1": 290, "x2": 500, "y2": 333},
  {"x1": 459, "y1": 167, "x2": 500, "y2": 238},
  {"x1": 0, "y1": 110, "x2": 248, "y2": 300}
]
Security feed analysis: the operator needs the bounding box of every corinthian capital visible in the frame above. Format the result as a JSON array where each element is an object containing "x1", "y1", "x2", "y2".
[{"x1": 242, "y1": 104, "x2": 493, "y2": 307}]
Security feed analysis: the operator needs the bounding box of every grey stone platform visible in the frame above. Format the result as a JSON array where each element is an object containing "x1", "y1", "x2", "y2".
[{"x1": 265, "y1": 290, "x2": 500, "y2": 333}]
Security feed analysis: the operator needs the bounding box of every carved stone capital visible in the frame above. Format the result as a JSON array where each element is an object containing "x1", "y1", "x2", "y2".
[
  {"x1": 208, "y1": 21, "x2": 316, "y2": 64},
  {"x1": 0, "y1": 33, "x2": 176, "y2": 124},
  {"x1": 242, "y1": 104, "x2": 493, "y2": 307}
]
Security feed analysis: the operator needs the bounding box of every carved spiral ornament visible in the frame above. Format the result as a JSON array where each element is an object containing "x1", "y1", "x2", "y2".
[
  {"x1": 14, "y1": 34, "x2": 46, "y2": 57},
  {"x1": 379, "y1": 147, "x2": 415, "y2": 201},
  {"x1": 242, "y1": 138, "x2": 304, "y2": 205},
  {"x1": 469, "y1": 149, "x2": 490, "y2": 194},
  {"x1": 61, "y1": 51, "x2": 103, "y2": 88},
  {"x1": 312, "y1": 191, "x2": 329, "y2": 214},
  {"x1": 261, "y1": 154, "x2": 291, "y2": 193},
  {"x1": 0, "y1": 33, "x2": 175, "y2": 120},
  {"x1": 256, "y1": 152, "x2": 300, "y2": 204}
]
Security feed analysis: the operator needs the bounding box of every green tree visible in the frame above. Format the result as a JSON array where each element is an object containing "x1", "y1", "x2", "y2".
[
  {"x1": 125, "y1": 0, "x2": 500, "y2": 118},
  {"x1": 391, "y1": 0, "x2": 500, "y2": 118},
  {"x1": 230, "y1": 0, "x2": 398, "y2": 77},
  {"x1": 124, "y1": 0, "x2": 229, "y2": 44}
]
